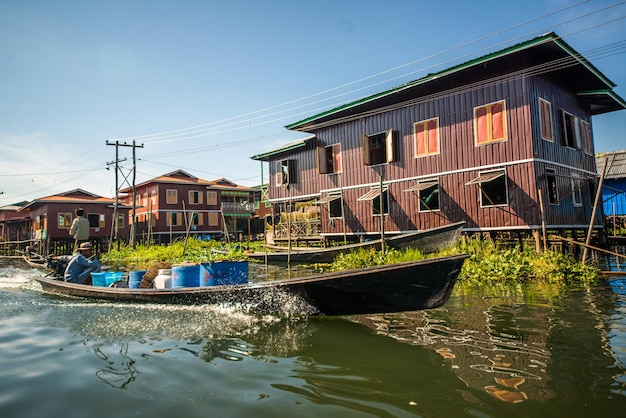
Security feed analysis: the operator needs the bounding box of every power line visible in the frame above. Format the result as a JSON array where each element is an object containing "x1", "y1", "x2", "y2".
[{"x1": 108, "y1": 1, "x2": 624, "y2": 145}]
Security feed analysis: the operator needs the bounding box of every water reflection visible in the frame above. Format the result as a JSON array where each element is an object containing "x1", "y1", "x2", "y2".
[{"x1": 350, "y1": 279, "x2": 626, "y2": 405}]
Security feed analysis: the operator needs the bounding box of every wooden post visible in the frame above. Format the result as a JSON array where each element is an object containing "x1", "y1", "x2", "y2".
[
  {"x1": 533, "y1": 230, "x2": 541, "y2": 253},
  {"x1": 583, "y1": 156, "x2": 610, "y2": 264},
  {"x1": 379, "y1": 173, "x2": 385, "y2": 256},
  {"x1": 538, "y1": 188, "x2": 547, "y2": 251}
]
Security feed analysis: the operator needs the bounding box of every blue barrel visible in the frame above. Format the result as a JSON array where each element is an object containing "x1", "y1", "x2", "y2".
[
  {"x1": 129, "y1": 270, "x2": 146, "y2": 289},
  {"x1": 199, "y1": 263, "x2": 217, "y2": 287},
  {"x1": 206, "y1": 261, "x2": 249, "y2": 286},
  {"x1": 171, "y1": 264, "x2": 200, "y2": 288}
]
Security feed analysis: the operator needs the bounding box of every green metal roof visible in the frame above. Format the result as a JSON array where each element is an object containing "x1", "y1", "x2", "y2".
[
  {"x1": 250, "y1": 135, "x2": 315, "y2": 161},
  {"x1": 286, "y1": 32, "x2": 622, "y2": 131}
]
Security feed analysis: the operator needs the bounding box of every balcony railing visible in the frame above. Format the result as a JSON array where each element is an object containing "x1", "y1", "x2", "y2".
[{"x1": 221, "y1": 202, "x2": 254, "y2": 213}]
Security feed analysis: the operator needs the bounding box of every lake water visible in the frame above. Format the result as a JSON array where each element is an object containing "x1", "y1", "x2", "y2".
[{"x1": 1, "y1": 257, "x2": 625, "y2": 417}]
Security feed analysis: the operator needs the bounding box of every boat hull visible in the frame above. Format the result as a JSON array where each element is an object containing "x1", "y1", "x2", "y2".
[
  {"x1": 245, "y1": 221, "x2": 466, "y2": 264},
  {"x1": 34, "y1": 254, "x2": 469, "y2": 316}
]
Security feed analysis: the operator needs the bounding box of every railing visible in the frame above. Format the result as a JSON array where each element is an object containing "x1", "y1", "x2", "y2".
[
  {"x1": 273, "y1": 219, "x2": 321, "y2": 240},
  {"x1": 221, "y1": 202, "x2": 255, "y2": 213}
]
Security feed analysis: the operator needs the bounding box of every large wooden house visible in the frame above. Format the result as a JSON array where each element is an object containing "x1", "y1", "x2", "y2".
[
  {"x1": 252, "y1": 32, "x2": 625, "y2": 245},
  {"x1": 119, "y1": 170, "x2": 256, "y2": 244},
  {"x1": 17, "y1": 189, "x2": 129, "y2": 254}
]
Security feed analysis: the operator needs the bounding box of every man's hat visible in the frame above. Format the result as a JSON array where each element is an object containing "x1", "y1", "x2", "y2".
[{"x1": 78, "y1": 242, "x2": 93, "y2": 251}]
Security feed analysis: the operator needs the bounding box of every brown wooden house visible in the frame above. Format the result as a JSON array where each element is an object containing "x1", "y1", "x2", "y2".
[
  {"x1": 252, "y1": 32, "x2": 625, "y2": 245},
  {"x1": 0, "y1": 201, "x2": 31, "y2": 255},
  {"x1": 17, "y1": 189, "x2": 130, "y2": 255},
  {"x1": 119, "y1": 170, "x2": 256, "y2": 244}
]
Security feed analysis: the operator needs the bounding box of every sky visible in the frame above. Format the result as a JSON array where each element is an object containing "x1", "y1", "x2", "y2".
[{"x1": 1, "y1": 0, "x2": 625, "y2": 207}]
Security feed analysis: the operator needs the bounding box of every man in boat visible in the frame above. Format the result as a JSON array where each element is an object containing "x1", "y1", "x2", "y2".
[
  {"x1": 64, "y1": 242, "x2": 100, "y2": 285},
  {"x1": 69, "y1": 208, "x2": 90, "y2": 251}
]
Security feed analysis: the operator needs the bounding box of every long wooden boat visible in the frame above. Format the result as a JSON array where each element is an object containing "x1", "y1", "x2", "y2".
[
  {"x1": 230, "y1": 221, "x2": 465, "y2": 264},
  {"x1": 23, "y1": 255, "x2": 49, "y2": 269},
  {"x1": 33, "y1": 254, "x2": 469, "y2": 316}
]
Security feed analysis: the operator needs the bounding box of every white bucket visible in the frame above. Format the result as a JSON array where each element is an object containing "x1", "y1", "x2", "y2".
[{"x1": 153, "y1": 269, "x2": 172, "y2": 289}]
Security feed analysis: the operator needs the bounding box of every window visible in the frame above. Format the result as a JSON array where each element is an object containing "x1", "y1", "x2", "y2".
[
  {"x1": 466, "y1": 170, "x2": 508, "y2": 207},
  {"x1": 207, "y1": 191, "x2": 218, "y2": 206},
  {"x1": 418, "y1": 180, "x2": 440, "y2": 212},
  {"x1": 116, "y1": 213, "x2": 125, "y2": 228},
  {"x1": 570, "y1": 173, "x2": 583, "y2": 206},
  {"x1": 166, "y1": 212, "x2": 182, "y2": 226},
  {"x1": 539, "y1": 98, "x2": 553, "y2": 141},
  {"x1": 373, "y1": 190, "x2": 389, "y2": 216},
  {"x1": 87, "y1": 213, "x2": 100, "y2": 228},
  {"x1": 208, "y1": 212, "x2": 219, "y2": 226},
  {"x1": 414, "y1": 118, "x2": 439, "y2": 157},
  {"x1": 166, "y1": 189, "x2": 178, "y2": 204},
  {"x1": 362, "y1": 129, "x2": 394, "y2": 166},
  {"x1": 357, "y1": 187, "x2": 389, "y2": 216},
  {"x1": 58, "y1": 213, "x2": 72, "y2": 228},
  {"x1": 561, "y1": 111, "x2": 581, "y2": 149},
  {"x1": 277, "y1": 160, "x2": 296, "y2": 185},
  {"x1": 545, "y1": 168, "x2": 559, "y2": 205},
  {"x1": 580, "y1": 119, "x2": 592, "y2": 155},
  {"x1": 189, "y1": 190, "x2": 203, "y2": 205},
  {"x1": 474, "y1": 101, "x2": 507, "y2": 145},
  {"x1": 314, "y1": 193, "x2": 344, "y2": 218},
  {"x1": 318, "y1": 144, "x2": 342, "y2": 174},
  {"x1": 191, "y1": 212, "x2": 203, "y2": 226}
]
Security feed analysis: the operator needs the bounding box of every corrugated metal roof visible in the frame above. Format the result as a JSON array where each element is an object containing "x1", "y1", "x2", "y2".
[
  {"x1": 286, "y1": 32, "x2": 625, "y2": 132},
  {"x1": 596, "y1": 150, "x2": 626, "y2": 179},
  {"x1": 250, "y1": 135, "x2": 315, "y2": 161}
]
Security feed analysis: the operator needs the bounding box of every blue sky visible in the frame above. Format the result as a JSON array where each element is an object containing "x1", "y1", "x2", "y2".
[{"x1": 1, "y1": 0, "x2": 625, "y2": 206}]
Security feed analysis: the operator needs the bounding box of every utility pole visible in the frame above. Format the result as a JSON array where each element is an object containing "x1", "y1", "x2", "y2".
[{"x1": 106, "y1": 140, "x2": 144, "y2": 249}]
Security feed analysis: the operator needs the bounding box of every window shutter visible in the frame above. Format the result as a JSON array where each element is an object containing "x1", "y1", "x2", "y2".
[
  {"x1": 428, "y1": 120, "x2": 438, "y2": 153},
  {"x1": 317, "y1": 147, "x2": 328, "y2": 174},
  {"x1": 491, "y1": 102, "x2": 505, "y2": 140},
  {"x1": 416, "y1": 123, "x2": 425, "y2": 155},
  {"x1": 332, "y1": 144, "x2": 342, "y2": 172},
  {"x1": 362, "y1": 134, "x2": 371, "y2": 166},
  {"x1": 385, "y1": 129, "x2": 394, "y2": 163},
  {"x1": 476, "y1": 107, "x2": 488, "y2": 144}
]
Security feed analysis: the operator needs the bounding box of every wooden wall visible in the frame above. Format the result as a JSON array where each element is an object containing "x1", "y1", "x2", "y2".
[{"x1": 267, "y1": 75, "x2": 601, "y2": 236}]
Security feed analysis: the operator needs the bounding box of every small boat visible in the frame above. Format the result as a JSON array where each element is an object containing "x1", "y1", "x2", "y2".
[
  {"x1": 33, "y1": 254, "x2": 469, "y2": 316},
  {"x1": 23, "y1": 254, "x2": 48, "y2": 269},
  {"x1": 225, "y1": 221, "x2": 466, "y2": 264}
]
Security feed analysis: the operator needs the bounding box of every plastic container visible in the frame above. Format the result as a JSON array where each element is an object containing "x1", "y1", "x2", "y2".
[
  {"x1": 129, "y1": 270, "x2": 146, "y2": 289},
  {"x1": 171, "y1": 264, "x2": 200, "y2": 288},
  {"x1": 200, "y1": 261, "x2": 248, "y2": 286},
  {"x1": 153, "y1": 269, "x2": 172, "y2": 289},
  {"x1": 91, "y1": 271, "x2": 123, "y2": 287},
  {"x1": 91, "y1": 272, "x2": 106, "y2": 287},
  {"x1": 104, "y1": 272, "x2": 124, "y2": 287}
]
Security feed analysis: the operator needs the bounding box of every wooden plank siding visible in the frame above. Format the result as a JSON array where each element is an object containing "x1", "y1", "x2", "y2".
[
  {"x1": 265, "y1": 75, "x2": 602, "y2": 237},
  {"x1": 257, "y1": 33, "x2": 625, "y2": 240}
]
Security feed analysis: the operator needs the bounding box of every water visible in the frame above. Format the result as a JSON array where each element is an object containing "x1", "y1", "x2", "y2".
[{"x1": 1, "y1": 257, "x2": 626, "y2": 417}]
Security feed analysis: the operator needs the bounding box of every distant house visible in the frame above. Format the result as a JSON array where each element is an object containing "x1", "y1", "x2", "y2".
[
  {"x1": 119, "y1": 170, "x2": 256, "y2": 244},
  {"x1": 0, "y1": 201, "x2": 30, "y2": 253},
  {"x1": 17, "y1": 189, "x2": 130, "y2": 255},
  {"x1": 596, "y1": 150, "x2": 626, "y2": 233},
  {"x1": 252, "y1": 32, "x2": 625, "y2": 246}
]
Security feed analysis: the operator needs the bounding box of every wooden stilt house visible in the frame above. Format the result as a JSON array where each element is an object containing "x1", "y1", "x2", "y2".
[{"x1": 252, "y1": 32, "x2": 626, "y2": 246}]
